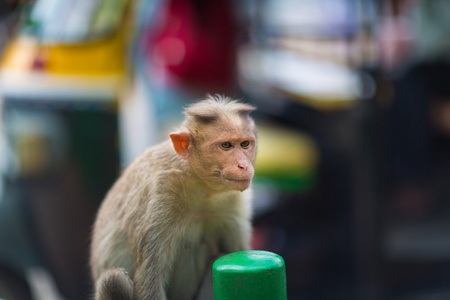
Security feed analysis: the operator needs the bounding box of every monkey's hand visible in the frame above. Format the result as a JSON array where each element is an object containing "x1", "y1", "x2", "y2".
[{"x1": 219, "y1": 216, "x2": 252, "y2": 254}]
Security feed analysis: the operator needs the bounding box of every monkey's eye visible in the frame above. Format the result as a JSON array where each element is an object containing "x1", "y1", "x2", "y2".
[
  {"x1": 220, "y1": 142, "x2": 233, "y2": 150},
  {"x1": 240, "y1": 141, "x2": 250, "y2": 148}
]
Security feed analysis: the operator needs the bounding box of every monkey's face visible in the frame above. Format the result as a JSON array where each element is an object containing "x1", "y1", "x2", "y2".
[
  {"x1": 192, "y1": 131, "x2": 257, "y2": 193},
  {"x1": 170, "y1": 99, "x2": 258, "y2": 193}
]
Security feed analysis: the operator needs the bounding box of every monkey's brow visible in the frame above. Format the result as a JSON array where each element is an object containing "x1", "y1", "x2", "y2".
[
  {"x1": 197, "y1": 114, "x2": 218, "y2": 123},
  {"x1": 209, "y1": 134, "x2": 255, "y2": 145}
]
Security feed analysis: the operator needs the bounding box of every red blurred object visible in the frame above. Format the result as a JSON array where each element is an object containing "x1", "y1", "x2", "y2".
[{"x1": 145, "y1": 0, "x2": 237, "y2": 89}]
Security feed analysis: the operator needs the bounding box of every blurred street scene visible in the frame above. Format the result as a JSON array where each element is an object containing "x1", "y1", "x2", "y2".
[{"x1": 1, "y1": 0, "x2": 450, "y2": 299}]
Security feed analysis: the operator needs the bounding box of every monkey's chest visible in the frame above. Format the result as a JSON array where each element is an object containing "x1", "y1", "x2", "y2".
[
  {"x1": 167, "y1": 226, "x2": 219, "y2": 300},
  {"x1": 178, "y1": 219, "x2": 221, "y2": 266},
  {"x1": 166, "y1": 196, "x2": 239, "y2": 299}
]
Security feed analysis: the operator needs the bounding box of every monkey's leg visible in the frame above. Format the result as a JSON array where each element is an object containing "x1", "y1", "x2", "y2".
[
  {"x1": 95, "y1": 268, "x2": 134, "y2": 300},
  {"x1": 133, "y1": 258, "x2": 169, "y2": 300}
]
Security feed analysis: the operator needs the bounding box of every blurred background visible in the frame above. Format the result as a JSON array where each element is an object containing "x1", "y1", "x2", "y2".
[{"x1": 1, "y1": 0, "x2": 450, "y2": 299}]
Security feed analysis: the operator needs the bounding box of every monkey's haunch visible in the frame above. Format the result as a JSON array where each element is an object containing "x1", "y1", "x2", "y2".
[{"x1": 96, "y1": 268, "x2": 134, "y2": 300}]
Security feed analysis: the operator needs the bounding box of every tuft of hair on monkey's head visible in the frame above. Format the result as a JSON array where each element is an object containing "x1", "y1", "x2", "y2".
[{"x1": 182, "y1": 94, "x2": 257, "y2": 137}]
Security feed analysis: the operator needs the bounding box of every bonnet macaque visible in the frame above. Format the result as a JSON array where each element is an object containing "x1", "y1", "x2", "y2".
[{"x1": 90, "y1": 96, "x2": 257, "y2": 300}]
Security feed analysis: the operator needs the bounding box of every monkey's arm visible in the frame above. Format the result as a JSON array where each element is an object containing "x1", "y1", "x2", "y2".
[
  {"x1": 131, "y1": 207, "x2": 182, "y2": 300},
  {"x1": 133, "y1": 249, "x2": 170, "y2": 300},
  {"x1": 219, "y1": 197, "x2": 252, "y2": 253},
  {"x1": 196, "y1": 221, "x2": 250, "y2": 300},
  {"x1": 221, "y1": 220, "x2": 252, "y2": 253},
  {"x1": 196, "y1": 254, "x2": 219, "y2": 300}
]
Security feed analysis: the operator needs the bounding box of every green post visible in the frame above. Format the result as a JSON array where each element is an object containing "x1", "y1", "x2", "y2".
[{"x1": 212, "y1": 250, "x2": 287, "y2": 300}]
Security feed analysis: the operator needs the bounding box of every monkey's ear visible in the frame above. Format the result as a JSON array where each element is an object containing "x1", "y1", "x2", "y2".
[
  {"x1": 236, "y1": 104, "x2": 257, "y2": 118},
  {"x1": 169, "y1": 132, "x2": 191, "y2": 159}
]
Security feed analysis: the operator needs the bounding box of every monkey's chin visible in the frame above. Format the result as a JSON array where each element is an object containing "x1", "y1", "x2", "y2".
[{"x1": 223, "y1": 178, "x2": 252, "y2": 192}]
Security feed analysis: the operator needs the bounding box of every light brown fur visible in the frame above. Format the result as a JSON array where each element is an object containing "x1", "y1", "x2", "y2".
[{"x1": 90, "y1": 96, "x2": 257, "y2": 300}]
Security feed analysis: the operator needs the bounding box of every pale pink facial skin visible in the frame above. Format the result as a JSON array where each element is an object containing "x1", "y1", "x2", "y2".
[
  {"x1": 171, "y1": 130, "x2": 256, "y2": 193},
  {"x1": 170, "y1": 120, "x2": 256, "y2": 193},
  {"x1": 207, "y1": 133, "x2": 256, "y2": 192}
]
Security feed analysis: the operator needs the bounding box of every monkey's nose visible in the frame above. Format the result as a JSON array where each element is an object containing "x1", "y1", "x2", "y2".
[{"x1": 238, "y1": 160, "x2": 248, "y2": 170}]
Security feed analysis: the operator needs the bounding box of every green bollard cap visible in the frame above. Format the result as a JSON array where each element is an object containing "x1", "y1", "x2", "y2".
[{"x1": 212, "y1": 250, "x2": 287, "y2": 300}]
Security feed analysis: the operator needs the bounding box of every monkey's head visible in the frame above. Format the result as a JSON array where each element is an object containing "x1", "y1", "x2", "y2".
[{"x1": 170, "y1": 96, "x2": 257, "y2": 192}]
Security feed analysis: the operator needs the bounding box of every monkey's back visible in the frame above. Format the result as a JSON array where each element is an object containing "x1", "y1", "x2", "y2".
[{"x1": 90, "y1": 140, "x2": 183, "y2": 280}]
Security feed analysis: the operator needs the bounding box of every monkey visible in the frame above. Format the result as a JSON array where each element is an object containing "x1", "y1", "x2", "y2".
[{"x1": 90, "y1": 95, "x2": 257, "y2": 300}]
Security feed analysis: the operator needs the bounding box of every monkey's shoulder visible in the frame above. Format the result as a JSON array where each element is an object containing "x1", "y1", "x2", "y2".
[
  {"x1": 118, "y1": 141, "x2": 185, "y2": 183},
  {"x1": 132, "y1": 140, "x2": 179, "y2": 167},
  {"x1": 98, "y1": 141, "x2": 182, "y2": 205}
]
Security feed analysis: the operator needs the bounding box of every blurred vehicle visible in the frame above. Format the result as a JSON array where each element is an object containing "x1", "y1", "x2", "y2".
[{"x1": 0, "y1": 0, "x2": 132, "y2": 298}]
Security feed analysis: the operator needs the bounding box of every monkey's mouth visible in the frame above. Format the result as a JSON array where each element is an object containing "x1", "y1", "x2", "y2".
[
  {"x1": 223, "y1": 178, "x2": 252, "y2": 191},
  {"x1": 224, "y1": 178, "x2": 251, "y2": 183}
]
